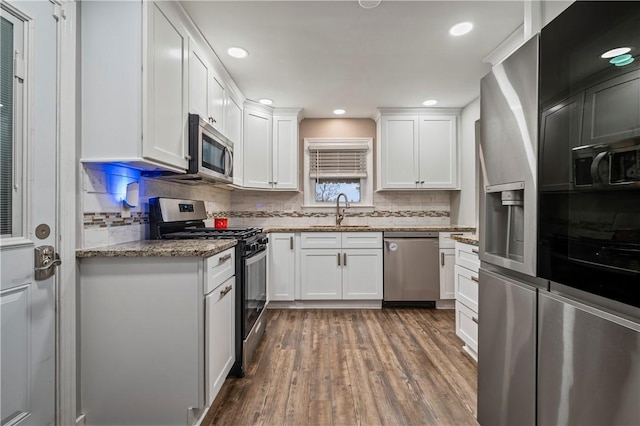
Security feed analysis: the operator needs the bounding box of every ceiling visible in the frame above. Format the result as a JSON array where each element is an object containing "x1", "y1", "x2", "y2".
[{"x1": 180, "y1": 1, "x2": 525, "y2": 118}]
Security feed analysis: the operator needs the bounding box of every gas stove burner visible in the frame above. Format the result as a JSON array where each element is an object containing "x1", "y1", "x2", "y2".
[{"x1": 162, "y1": 228, "x2": 263, "y2": 241}]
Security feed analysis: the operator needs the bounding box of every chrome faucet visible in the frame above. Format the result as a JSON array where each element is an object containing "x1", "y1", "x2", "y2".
[{"x1": 336, "y1": 193, "x2": 350, "y2": 226}]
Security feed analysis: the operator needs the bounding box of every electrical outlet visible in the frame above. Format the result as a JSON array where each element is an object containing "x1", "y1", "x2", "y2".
[
  {"x1": 284, "y1": 204, "x2": 294, "y2": 212},
  {"x1": 84, "y1": 168, "x2": 107, "y2": 193}
]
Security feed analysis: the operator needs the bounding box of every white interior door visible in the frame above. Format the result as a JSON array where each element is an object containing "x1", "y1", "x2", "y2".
[{"x1": 1, "y1": 2, "x2": 59, "y2": 425}]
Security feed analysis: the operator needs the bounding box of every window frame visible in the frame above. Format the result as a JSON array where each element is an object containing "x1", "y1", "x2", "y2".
[
  {"x1": 303, "y1": 137, "x2": 374, "y2": 209},
  {"x1": 0, "y1": 5, "x2": 28, "y2": 240}
]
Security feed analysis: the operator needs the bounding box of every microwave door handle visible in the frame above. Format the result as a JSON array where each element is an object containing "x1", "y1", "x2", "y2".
[
  {"x1": 590, "y1": 151, "x2": 609, "y2": 183},
  {"x1": 225, "y1": 146, "x2": 234, "y2": 178}
]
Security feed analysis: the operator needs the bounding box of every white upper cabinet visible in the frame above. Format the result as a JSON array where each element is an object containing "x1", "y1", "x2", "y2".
[
  {"x1": 272, "y1": 115, "x2": 299, "y2": 189},
  {"x1": 81, "y1": 1, "x2": 189, "y2": 172},
  {"x1": 242, "y1": 103, "x2": 301, "y2": 190},
  {"x1": 226, "y1": 95, "x2": 243, "y2": 186},
  {"x1": 377, "y1": 110, "x2": 459, "y2": 190},
  {"x1": 188, "y1": 42, "x2": 225, "y2": 133},
  {"x1": 243, "y1": 105, "x2": 273, "y2": 189},
  {"x1": 418, "y1": 115, "x2": 458, "y2": 188}
]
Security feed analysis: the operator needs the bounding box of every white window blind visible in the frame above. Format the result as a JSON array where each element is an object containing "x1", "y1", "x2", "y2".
[{"x1": 308, "y1": 141, "x2": 369, "y2": 178}]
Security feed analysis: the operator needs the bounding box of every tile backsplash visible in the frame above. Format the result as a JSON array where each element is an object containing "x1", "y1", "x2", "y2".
[
  {"x1": 81, "y1": 164, "x2": 231, "y2": 248},
  {"x1": 227, "y1": 190, "x2": 451, "y2": 228},
  {"x1": 82, "y1": 165, "x2": 451, "y2": 247}
]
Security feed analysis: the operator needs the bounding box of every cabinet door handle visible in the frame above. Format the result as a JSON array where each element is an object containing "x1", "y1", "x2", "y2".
[
  {"x1": 220, "y1": 285, "x2": 233, "y2": 297},
  {"x1": 218, "y1": 253, "x2": 232, "y2": 264},
  {"x1": 420, "y1": 181, "x2": 425, "y2": 184},
  {"x1": 472, "y1": 316, "x2": 478, "y2": 324},
  {"x1": 289, "y1": 236, "x2": 293, "y2": 250},
  {"x1": 337, "y1": 253, "x2": 341, "y2": 266},
  {"x1": 471, "y1": 275, "x2": 479, "y2": 282},
  {"x1": 415, "y1": 181, "x2": 420, "y2": 184},
  {"x1": 343, "y1": 253, "x2": 347, "y2": 265},
  {"x1": 450, "y1": 233, "x2": 463, "y2": 236},
  {"x1": 472, "y1": 248, "x2": 479, "y2": 254},
  {"x1": 441, "y1": 252, "x2": 445, "y2": 266}
]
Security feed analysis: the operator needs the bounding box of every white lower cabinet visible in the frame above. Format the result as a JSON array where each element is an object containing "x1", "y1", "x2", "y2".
[
  {"x1": 454, "y1": 241, "x2": 479, "y2": 361},
  {"x1": 439, "y1": 248, "x2": 455, "y2": 299},
  {"x1": 299, "y1": 232, "x2": 383, "y2": 300},
  {"x1": 300, "y1": 249, "x2": 343, "y2": 299},
  {"x1": 342, "y1": 249, "x2": 383, "y2": 299},
  {"x1": 79, "y1": 247, "x2": 236, "y2": 425},
  {"x1": 268, "y1": 233, "x2": 296, "y2": 301},
  {"x1": 205, "y1": 276, "x2": 235, "y2": 406},
  {"x1": 438, "y1": 232, "x2": 473, "y2": 300}
]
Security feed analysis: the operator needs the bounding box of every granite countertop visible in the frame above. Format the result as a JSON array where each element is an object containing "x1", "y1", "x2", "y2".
[
  {"x1": 451, "y1": 234, "x2": 479, "y2": 246},
  {"x1": 76, "y1": 239, "x2": 237, "y2": 258},
  {"x1": 263, "y1": 225, "x2": 476, "y2": 233}
]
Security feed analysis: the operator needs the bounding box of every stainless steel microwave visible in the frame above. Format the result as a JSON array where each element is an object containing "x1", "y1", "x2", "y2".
[
  {"x1": 573, "y1": 139, "x2": 640, "y2": 189},
  {"x1": 161, "y1": 113, "x2": 233, "y2": 184}
]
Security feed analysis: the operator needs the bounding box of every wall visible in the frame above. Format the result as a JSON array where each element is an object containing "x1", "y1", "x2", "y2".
[
  {"x1": 81, "y1": 164, "x2": 231, "y2": 247},
  {"x1": 228, "y1": 118, "x2": 452, "y2": 228},
  {"x1": 450, "y1": 98, "x2": 480, "y2": 227}
]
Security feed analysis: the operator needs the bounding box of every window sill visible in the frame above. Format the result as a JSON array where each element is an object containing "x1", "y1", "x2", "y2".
[{"x1": 301, "y1": 205, "x2": 375, "y2": 213}]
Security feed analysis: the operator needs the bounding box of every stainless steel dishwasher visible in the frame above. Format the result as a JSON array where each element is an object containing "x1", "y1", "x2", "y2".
[{"x1": 383, "y1": 231, "x2": 440, "y2": 307}]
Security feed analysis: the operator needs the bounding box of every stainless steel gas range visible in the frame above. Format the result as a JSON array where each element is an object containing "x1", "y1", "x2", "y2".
[{"x1": 149, "y1": 197, "x2": 268, "y2": 377}]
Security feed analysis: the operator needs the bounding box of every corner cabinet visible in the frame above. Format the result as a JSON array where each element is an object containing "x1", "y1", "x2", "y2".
[
  {"x1": 81, "y1": 1, "x2": 189, "y2": 172},
  {"x1": 376, "y1": 111, "x2": 459, "y2": 189},
  {"x1": 242, "y1": 103, "x2": 301, "y2": 190},
  {"x1": 299, "y1": 232, "x2": 383, "y2": 300}
]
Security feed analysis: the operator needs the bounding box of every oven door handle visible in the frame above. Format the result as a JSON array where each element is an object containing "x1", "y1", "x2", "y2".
[{"x1": 245, "y1": 248, "x2": 267, "y2": 267}]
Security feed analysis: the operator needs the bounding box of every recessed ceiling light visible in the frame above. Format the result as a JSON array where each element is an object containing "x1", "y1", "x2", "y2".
[
  {"x1": 449, "y1": 22, "x2": 473, "y2": 36},
  {"x1": 601, "y1": 47, "x2": 631, "y2": 59},
  {"x1": 258, "y1": 98, "x2": 273, "y2": 106},
  {"x1": 333, "y1": 109, "x2": 346, "y2": 115},
  {"x1": 227, "y1": 47, "x2": 248, "y2": 59},
  {"x1": 358, "y1": 0, "x2": 381, "y2": 9},
  {"x1": 422, "y1": 99, "x2": 438, "y2": 106}
]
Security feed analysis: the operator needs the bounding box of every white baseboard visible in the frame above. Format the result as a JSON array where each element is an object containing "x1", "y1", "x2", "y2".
[
  {"x1": 268, "y1": 300, "x2": 382, "y2": 309},
  {"x1": 436, "y1": 299, "x2": 455, "y2": 309}
]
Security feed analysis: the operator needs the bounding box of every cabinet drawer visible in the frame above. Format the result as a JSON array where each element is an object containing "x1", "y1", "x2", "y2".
[
  {"x1": 341, "y1": 232, "x2": 382, "y2": 249},
  {"x1": 455, "y1": 242, "x2": 479, "y2": 272},
  {"x1": 300, "y1": 232, "x2": 341, "y2": 249},
  {"x1": 456, "y1": 301, "x2": 478, "y2": 354},
  {"x1": 205, "y1": 248, "x2": 235, "y2": 294},
  {"x1": 455, "y1": 265, "x2": 479, "y2": 312},
  {"x1": 439, "y1": 231, "x2": 473, "y2": 249}
]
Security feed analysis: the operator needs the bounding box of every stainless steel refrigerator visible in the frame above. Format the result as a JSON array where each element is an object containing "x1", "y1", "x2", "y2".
[
  {"x1": 479, "y1": 3, "x2": 640, "y2": 425},
  {"x1": 478, "y1": 35, "x2": 543, "y2": 426}
]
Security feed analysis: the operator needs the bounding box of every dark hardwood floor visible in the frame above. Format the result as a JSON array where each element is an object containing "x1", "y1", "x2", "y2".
[{"x1": 203, "y1": 308, "x2": 478, "y2": 426}]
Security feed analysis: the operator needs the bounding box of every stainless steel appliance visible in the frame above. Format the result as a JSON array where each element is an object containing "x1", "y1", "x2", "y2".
[
  {"x1": 478, "y1": 34, "x2": 541, "y2": 426},
  {"x1": 537, "y1": 289, "x2": 640, "y2": 425},
  {"x1": 151, "y1": 114, "x2": 233, "y2": 184},
  {"x1": 149, "y1": 197, "x2": 267, "y2": 377},
  {"x1": 382, "y1": 231, "x2": 440, "y2": 307},
  {"x1": 535, "y1": 3, "x2": 640, "y2": 424}
]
